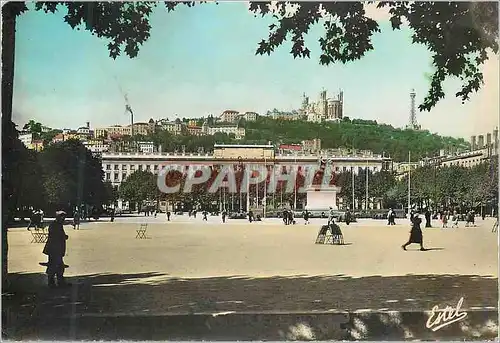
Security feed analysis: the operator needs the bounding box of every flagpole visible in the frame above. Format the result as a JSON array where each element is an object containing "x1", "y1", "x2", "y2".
[
  {"x1": 294, "y1": 153, "x2": 297, "y2": 209},
  {"x1": 408, "y1": 151, "x2": 411, "y2": 217},
  {"x1": 351, "y1": 166, "x2": 355, "y2": 210},
  {"x1": 246, "y1": 164, "x2": 250, "y2": 213},
  {"x1": 365, "y1": 159, "x2": 369, "y2": 210},
  {"x1": 263, "y1": 157, "x2": 267, "y2": 218}
]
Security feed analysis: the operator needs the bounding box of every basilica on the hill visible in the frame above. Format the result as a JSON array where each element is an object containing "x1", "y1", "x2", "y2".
[{"x1": 299, "y1": 89, "x2": 344, "y2": 123}]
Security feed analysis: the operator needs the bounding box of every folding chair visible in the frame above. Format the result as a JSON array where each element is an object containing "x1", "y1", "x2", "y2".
[
  {"x1": 136, "y1": 223, "x2": 148, "y2": 239},
  {"x1": 315, "y1": 225, "x2": 330, "y2": 244},
  {"x1": 31, "y1": 227, "x2": 48, "y2": 243},
  {"x1": 330, "y1": 224, "x2": 344, "y2": 245}
]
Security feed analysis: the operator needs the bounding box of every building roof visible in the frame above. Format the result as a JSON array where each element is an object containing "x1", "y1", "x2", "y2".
[
  {"x1": 222, "y1": 110, "x2": 239, "y2": 114},
  {"x1": 214, "y1": 144, "x2": 274, "y2": 149},
  {"x1": 279, "y1": 144, "x2": 302, "y2": 151}
]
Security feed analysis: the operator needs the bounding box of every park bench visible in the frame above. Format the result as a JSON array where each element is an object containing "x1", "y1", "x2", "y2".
[
  {"x1": 315, "y1": 224, "x2": 344, "y2": 245},
  {"x1": 136, "y1": 223, "x2": 148, "y2": 239},
  {"x1": 31, "y1": 226, "x2": 48, "y2": 244}
]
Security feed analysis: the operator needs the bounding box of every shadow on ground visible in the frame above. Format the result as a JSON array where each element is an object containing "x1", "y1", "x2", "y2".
[{"x1": 2, "y1": 272, "x2": 498, "y2": 340}]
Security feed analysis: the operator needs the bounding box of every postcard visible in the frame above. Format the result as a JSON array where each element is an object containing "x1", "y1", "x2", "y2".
[{"x1": 2, "y1": 1, "x2": 498, "y2": 341}]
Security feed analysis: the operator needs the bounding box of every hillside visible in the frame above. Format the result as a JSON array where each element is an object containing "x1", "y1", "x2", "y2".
[{"x1": 243, "y1": 117, "x2": 469, "y2": 162}]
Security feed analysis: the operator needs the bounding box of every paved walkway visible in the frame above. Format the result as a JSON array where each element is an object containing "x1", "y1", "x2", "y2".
[
  {"x1": 3, "y1": 218, "x2": 497, "y2": 340},
  {"x1": 6, "y1": 217, "x2": 497, "y2": 312}
]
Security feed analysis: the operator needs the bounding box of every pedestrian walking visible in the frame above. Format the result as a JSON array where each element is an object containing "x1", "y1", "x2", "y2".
[
  {"x1": 282, "y1": 210, "x2": 288, "y2": 225},
  {"x1": 166, "y1": 211, "x2": 171, "y2": 221},
  {"x1": 451, "y1": 211, "x2": 459, "y2": 228},
  {"x1": 248, "y1": 210, "x2": 254, "y2": 223},
  {"x1": 43, "y1": 211, "x2": 70, "y2": 287},
  {"x1": 202, "y1": 211, "x2": 208, "y2": 221},
  {"x1": 303, "y1": 210, "x2": 310, "y2": 225},
  {"x1": 345, "y1": 209, "x2": 352, "y2": 225},
  {"x1": 425, "y1": 208, "x2": 432, "y2": 228},
  {"x1": 72, "y1": 210, "x2": 80, "y2": 229},
  {"x1": 222, "y1": 210, "x2": 227, "y2": 223},
  {"x1": 402, "y1": 213, "x2": 426, "y2": 251},
  {"x1": 442, "y1": 211, "x2": 448, "y2": 228}
]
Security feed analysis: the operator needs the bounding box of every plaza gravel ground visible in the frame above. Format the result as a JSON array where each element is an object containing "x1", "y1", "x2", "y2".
[{"x1": 5, "y1": 216, "x2": 497, "y2": 316}]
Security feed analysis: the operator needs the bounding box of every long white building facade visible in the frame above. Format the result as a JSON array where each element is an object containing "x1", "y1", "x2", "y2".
[{"x1": 100, "y1": 145, "x2": 392, "y2": 187}]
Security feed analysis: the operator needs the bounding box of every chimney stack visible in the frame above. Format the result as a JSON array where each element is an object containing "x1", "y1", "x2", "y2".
[
  {"x1": 494, "y1": 129, "x2": 499, "y2": 155},
  {"x1": 478, "y1": 135, "x2": 485, "y2": 149},
  {"x1": 487, "y1": 133, "x2": 492, "y2": 147},
  {"x1": 86, "y1": 121, "x2": 90, "y2": 129},
  {"x1": 471, "y1": 136, "x2": 476, "y2": 151}
]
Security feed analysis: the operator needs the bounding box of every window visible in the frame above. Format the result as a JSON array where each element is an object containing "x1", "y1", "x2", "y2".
[
  {"x1": 122, "y1": 164, "x2": 127, "y2": 170},
  {"x1": 139, "y1": 165, "x2": 143, "y2": 171},
  {"x1": 154, "y1": 165, "x2": 158, "y2": 171},
  {"x1": 122, "y1": 173, "x2": 127, "y2": 180},
  {"x1": 106, "y1": 173, "x2": 111, "y2": 181},
  {"x1": 114, "y1": 165, "x2": 119, "y2": 170},
  {"x1": 146, "y1": 165, "x2": 151, "y2": 171},
  {"x1": 131, "y1": 165, "x2": 136, "y2": 171},
  {"x1": 114, "y1": 173, "x2": 119, "y2": 181},
  {"x1": 106, "y1": 164, "x2": 111, "y2": 170}
]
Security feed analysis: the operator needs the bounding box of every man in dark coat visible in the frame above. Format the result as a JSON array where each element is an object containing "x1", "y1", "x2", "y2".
[
  {"x1": 43, "y1": 211, "x2": 70, "y2": 287},
  {"x1": 282, "y1": 210, "x2": 288, "y2": 225},
  {"x1": 303, "y1": 210, "x2": 310, "y2": 225},
  {"x1": 424, "y1": 208, "x2": 432, "y2": 228},
  {"x1": 345, "y1": 209, "x2": 352, "y2": 226},
  {"x1": 402, "y1": 213, "x2": 425, "y2": 251}
]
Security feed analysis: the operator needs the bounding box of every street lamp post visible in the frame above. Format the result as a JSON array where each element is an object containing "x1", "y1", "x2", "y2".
[
  {"x1": 351, "y1": 166, "x2": 355, "y2": 210},
  {"x1": 263, "y1": 157, "x2": 267, "y2": 218},
  {"x1": 246, "y1": 164, "x2": 250, "y2": 213},
  {"x1": 365, "y1": 159, "x2": 369, "y2": 211},
  {"x1": 294, "y1": 152, "x2": 297, "y2": 209}
]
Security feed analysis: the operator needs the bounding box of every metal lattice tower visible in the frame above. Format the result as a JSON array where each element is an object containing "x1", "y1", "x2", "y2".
[{"x1": 406, "y1": 89, "x2": 420, "y2": 130}]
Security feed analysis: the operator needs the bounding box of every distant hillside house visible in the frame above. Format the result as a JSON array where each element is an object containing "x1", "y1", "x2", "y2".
[
  {"x1": 207, "y1": 125, "x2": 245, "y2": 140},
  {"x1": 186, "y1": 125, "x2": 205, "y2": 136},
  {"x1": 219, "y1": 110, "x2": 259, "y2": 123},
  {"x1": 302, "y1": 138, "x2": 321, "y2": 153},
  {"x1": 157, "y1": 119, "x2": 184, "y2": 135},
  {"x1": 219, "y1": 110, "x2": 240, "y2": 123},
  {"x1": 83, "y1": 139, "x2": 110, "y2": 153},
  {"x1": 279, "y1": 144, "x2": 302, "y2": 152},
  {"x1": 94, "y1": 122, "x2": 154, "y2": 139}
]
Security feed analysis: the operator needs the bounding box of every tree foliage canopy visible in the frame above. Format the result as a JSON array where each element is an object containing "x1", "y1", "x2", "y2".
[
  {"x1": 6, "y1": 1, "x2": 497, "y2": 112},
  {"x1": 119, "y1": 170, "x2": 157, "y2": 206}
]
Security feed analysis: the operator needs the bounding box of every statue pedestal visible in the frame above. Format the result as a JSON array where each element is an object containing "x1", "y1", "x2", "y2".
[{"x1": 305, "y1": 186, "x2": 341, "y2": 210}]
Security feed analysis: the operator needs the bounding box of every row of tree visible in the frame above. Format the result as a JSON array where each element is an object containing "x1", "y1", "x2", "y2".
[
  {"x1": 118, "y1": 159, "x2": 497, "y2": 214},
  {"x1": 7, "y1": 136, "x2": 117, "y2": 221}
]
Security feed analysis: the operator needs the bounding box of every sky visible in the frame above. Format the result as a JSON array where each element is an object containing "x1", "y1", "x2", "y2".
[{"x1": 13, "y1": 2, "x2": 499, "y2": 139}]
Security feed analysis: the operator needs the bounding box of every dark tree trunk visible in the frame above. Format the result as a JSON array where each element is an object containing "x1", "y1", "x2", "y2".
[{"x1": 2, "y1": 3, "x2": 20, "y2": 289}]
